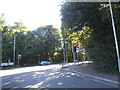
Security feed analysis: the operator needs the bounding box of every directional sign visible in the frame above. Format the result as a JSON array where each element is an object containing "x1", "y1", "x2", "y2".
[
  {"x1": 82, "y1": 48, "x2": 86, "y2": 52},
  {"x1": 18, "y1": 54, "x2": 22, "y2": 59},
  {"x1": 76, "y1": 48, "x2": 79, "y2": 53}
]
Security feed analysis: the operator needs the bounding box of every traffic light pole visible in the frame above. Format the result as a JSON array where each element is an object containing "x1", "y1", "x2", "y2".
[
  {"x1": 73, "y1": 52, "x2": 76, "y2": 61},
  {"x1": 83, "y1": 53, "x2": 86, "y2": 67}
]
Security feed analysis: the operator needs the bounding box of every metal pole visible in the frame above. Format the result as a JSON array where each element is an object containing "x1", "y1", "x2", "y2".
[
  {"x1": 64, "y1": 42, "x2": 68, "y2": 63},
  {"x1": 13, "y1": 35, "x2": 16, "y2": 67},
  {"x1": 73, "y1": 52, "x2": 77, "y2": 70},
  {"x1": 65, "y1": 44, "x2": 68, "y2": 63},
  {"x1": 18, "y1": 59, "x2": 19, "y2": 67},
  {"x1": 109, "y1": 0, "x2": 120, "y2": 73},
  {"x1": 83, "y1": 54, "x2": 86, "y2": 67},
  {"x1": 61, "y1": 22, "x2": 66, "y2": 67},
  {"x1": 73, "y1": 52, "x2": 75, "y2": 61},
  {"x1": 63, "y1": 47, "x2": 66, "y2": 63}
]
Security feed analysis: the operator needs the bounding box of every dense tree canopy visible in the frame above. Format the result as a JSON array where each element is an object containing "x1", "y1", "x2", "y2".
[
  {"x1": 61, "y1": 2, "x2": 120, "y2": 73},
  {"x1": 1, "y1": 14, "x2": 63, "y2": 66},
  {"x1": 1, "y1": 2, "x2": 120, "y2": 74}
]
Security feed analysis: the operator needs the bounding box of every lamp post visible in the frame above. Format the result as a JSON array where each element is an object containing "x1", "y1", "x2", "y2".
[
  {"x1": 109, "y1": 0, "x2": 120, "y2": 73},
  {"x1": 61, "y1": 22, "x2": 65, "y2": 64},
  {"x1": 13, "y1": 35, "x2": 16, "y2": 67}
]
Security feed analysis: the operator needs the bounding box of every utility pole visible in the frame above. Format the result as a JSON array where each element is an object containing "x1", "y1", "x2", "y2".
[
  {"x1": 13, "y1": 35, "x2": 16, "y2": 67},
  {"x1": 61, "y1": 22, "x2": 65, "y2": 67},
  {"x1": 61, "y1": 22, "x2": 66, "y2": 64},
  {"x1": 109, "y1": 0, "x2": 120, "y2": 73}
]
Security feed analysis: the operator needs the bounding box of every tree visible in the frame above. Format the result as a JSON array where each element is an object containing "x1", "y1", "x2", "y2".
[
  {"x1": 0, "y1": 13, "x2": 5, "y2": 63},
  {"x1": 2, "y1": 13, "x2": 62, "y2": 67},
  {"x1": 32, "y1": 25, "x2": 62, "y2": 63},
  {"x1": 2, "y1": 20, "x2": 29, "y2": 64},
  {"x1": 61, "y1": 2, "x2": 120, "y2": 73}
]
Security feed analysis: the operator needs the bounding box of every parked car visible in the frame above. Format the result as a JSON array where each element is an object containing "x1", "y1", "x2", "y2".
[
  {"x1": 0, "y1": 62, "x2": 14, "y2": 67},
  {"x1": 39, "y1": 61, "x2": 50, "y2": 65}
]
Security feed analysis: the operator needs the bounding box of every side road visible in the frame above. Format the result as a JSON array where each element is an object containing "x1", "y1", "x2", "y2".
[{"x1": 62, "y1": 64, "x2": 120, "y2": 88}]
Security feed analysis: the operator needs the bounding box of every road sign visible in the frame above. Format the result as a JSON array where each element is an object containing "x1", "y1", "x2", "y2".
[
  {"x1": 82, "y1": 48, "x2": 86, "y2": 52},
  {"x1": 76, "y1": 48, "x2": 79, "y2": 53},
  {"x1": 18, "y1": 54, "x2": 22, "y2": 59}
]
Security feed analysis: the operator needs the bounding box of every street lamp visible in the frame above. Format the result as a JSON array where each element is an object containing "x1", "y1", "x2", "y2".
[
  {"x1": 109, "y1": 0, "x2": 120, "y2": 73},
  {"x1": 13, "y1": 35, "x2": 16, "y2": 67},
  {"x1": 61, "y1": 22, "x2": 66, "y2": 64}
]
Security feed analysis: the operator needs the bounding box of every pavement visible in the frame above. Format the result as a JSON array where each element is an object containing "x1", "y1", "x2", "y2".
[
  {"x1": 2, "y1": 64, "x2": 117, "y2": 88},
  {"x1": 62, "y1": 63, "x2": 120, "y2": 88}
]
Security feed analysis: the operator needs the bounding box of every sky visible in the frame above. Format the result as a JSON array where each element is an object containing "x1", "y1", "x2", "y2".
[{"x1": 0, "y1": 0, "x2": 64, "y2": 30}]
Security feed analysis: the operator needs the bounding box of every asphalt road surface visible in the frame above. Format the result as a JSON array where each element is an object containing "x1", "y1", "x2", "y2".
[{"x1": 1, "y1": 64, "x2": 117, "y2": 88}]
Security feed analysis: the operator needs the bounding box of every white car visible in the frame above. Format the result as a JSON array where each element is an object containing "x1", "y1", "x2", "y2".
[{"x1": 0, "y1": 62, "x2": 14, "y2": 66}]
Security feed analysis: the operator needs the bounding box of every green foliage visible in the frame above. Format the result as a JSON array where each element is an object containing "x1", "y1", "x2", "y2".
[
  {"x1": 61, "y1": 2, "x2": 120, "y2": 73},
  {"x1": 2, "y1": 21, "x2": 29, "y2": 63},
  {"x1": 2, "y1": 18, "x2": 62, "y2": 66},
  {"x1": 0, "y1": 13, "x2": 5, "y2": 63},
  {"x1": 0, "y1": 13, "x2": 6, "y2": 32},
  {"x1": 23, "y1": 25, "x2": 62, "y2": 65}
]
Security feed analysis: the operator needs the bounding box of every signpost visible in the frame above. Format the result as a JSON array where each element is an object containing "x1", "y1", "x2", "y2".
[
  {"x1": 82, "y1": 48, "x2": 86, "y2": 67},
  {"x1": 17, "y1": 54, "x2": 22, "y2": 67},
  {"x1": 8, "y1": 59, "x2": 11, "y2": 66}
]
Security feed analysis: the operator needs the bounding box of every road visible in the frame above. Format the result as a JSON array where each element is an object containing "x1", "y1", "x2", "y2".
[{"x1": 1, "y1": 64, "x2": 117, "y2": 88}]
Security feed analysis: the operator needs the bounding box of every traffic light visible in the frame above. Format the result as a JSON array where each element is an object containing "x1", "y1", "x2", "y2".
[{"x1": 73, "y1": 43, "x2": 77, "y2": 52}]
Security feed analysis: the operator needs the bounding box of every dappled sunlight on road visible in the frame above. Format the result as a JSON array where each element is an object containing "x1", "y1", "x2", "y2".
[
  {"x1": 2, "y1": 62, "x2": 114, "y2": 88},
  {"x1": 18, "y1": 69, "x2": 78, "y2": 88},
  {"x1": 24, "y1": 69, "x2": 79, "y2": 88},
  {"x1": 1, "y1": 62, "x2": 91, "y2": 77},
  {"x1": 1, "y1": 64, "x2": 62, "y2": 77},
  {"x1": 2, "y1": 82, "x2": 11, "y2": 86},
  {"x1": 1, "y1": 64, "x2": 73, "y2": 88},
  {"x1": 15, "y1": 79, "x2": 24, "y2": 82},
  {"x1": 58, "y1": 82, "x2": 63, "y2": 85},
  {"x1": 2, "y1": 64, "x2": 66, "y2": 88},
  {"x1": 3, "y1": 62, "x2": 109, "y2": 88},
  {"x1": 13, "y1": 69, "x2": 71, "y2": 88}
]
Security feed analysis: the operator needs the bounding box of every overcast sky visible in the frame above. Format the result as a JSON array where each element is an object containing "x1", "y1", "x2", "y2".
[{"x1": 0, "y1": 0, "x2": 64, "y2": 30}]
